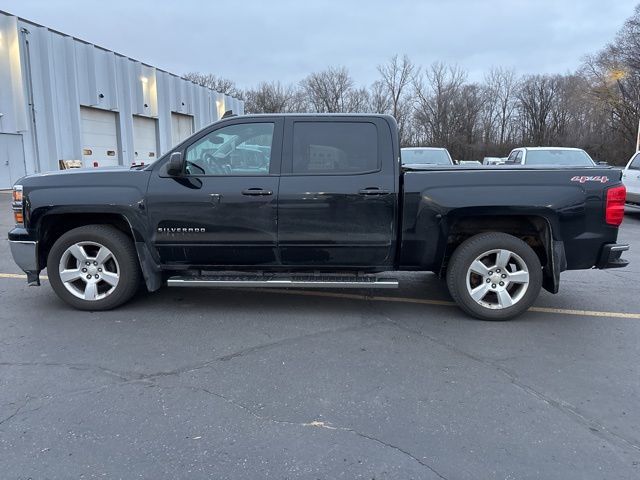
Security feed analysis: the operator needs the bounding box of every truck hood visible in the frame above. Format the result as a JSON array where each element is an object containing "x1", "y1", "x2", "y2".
[{"x1": 16, "y1": 166, "x2": 151, "y2": 188}]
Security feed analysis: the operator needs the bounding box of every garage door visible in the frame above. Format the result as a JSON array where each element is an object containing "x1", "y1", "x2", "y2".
[
  {"x1": 80, "y1": 107, "x2": 120, "y2": 168},
  {"x1": 133, "y1": 116, "x2": 158, "y2": 165},
  {"x1": 0, "y1": 134, "x2": 26, "y2": 189},
  {"x1": 171, "y1": 113, "x2": 193, "y2": 146}
]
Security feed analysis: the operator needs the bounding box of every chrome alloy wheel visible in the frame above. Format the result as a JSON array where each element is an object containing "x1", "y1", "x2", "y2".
[
  {"x1": 465, "y1": 248, "x2": 530, "y2": 309},
  {"x1": 58, "y1": 241, "x2": 120, "y2": 301}
]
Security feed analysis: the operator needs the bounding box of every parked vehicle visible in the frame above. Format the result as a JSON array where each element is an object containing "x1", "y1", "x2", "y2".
[
  {"x1": 505, "y1": 147, "x2": 596, "y2": 166},
  {"x1": 458, "y1": 160, "x2": 482, "y2": 166},
  {"x1": 483, "y1": 157, "x2": 504, "y2": 165},
  {"x1": 622, "y1": 151, "x2": 640, "y2": 210},
  {"x1": 401, "y1": 147, "x2": 453, "y2": 166},
  {"x1": 8, "y1": 114, "x2": 629, "y2": 320}
]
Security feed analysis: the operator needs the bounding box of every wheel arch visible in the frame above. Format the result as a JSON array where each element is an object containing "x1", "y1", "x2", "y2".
[
  {"x1": 441, "y1": 213, "x2": 564, "y2": 294},
  {"x1": 38, "y1": 212, "x2": 161, "y2": 292}
]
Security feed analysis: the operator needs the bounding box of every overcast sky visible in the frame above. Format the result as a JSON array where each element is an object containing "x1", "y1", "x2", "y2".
[{"x1": 4, "y1": 0, "x2": 638, "y2": 88}]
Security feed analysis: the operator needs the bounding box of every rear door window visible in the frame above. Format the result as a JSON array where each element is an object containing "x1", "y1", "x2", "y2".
[
  {"x1": 291, "y1": 122, "x2": 378, "y2": 174},
  {"x1": 629, "y1": 153, "x2": 640, "y2": 170}
]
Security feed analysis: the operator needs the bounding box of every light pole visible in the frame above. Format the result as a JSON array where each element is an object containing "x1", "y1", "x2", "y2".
[{"x1": 637, "y1": 117, "x2": 640, "y2": 152}]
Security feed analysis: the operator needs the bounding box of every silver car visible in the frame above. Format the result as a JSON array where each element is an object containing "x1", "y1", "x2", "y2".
[
  {"x1": 505, "y1": 147, "x2": 596, "y2": 166},
  {"x1": 401, "y1": 147, "x2": 453, "y2": 166}
]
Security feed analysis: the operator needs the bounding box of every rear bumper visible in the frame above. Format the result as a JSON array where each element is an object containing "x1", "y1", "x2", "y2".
[
  {"x1": 596, "y1": 243, "x2": 629, "y2": 269},
  {"x1": 8, "y1": 240, "x2": 40, "y2": 285}
]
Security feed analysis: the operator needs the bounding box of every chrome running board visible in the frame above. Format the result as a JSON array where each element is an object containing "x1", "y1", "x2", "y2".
[{"x1": 167, "y1": 273, "x2": 399, "y2": 289}]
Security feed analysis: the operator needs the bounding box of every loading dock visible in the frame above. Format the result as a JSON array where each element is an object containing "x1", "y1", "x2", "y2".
[
  {"x1": 132, "y1": 115, "x2": 158, "y2": 165},
  {"x1": 80, "y1": 107, "x2": 119, "y2": 168}
]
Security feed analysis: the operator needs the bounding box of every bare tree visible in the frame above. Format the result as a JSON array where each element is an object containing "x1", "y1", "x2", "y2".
[
  {"x1": 413, "y1": 62, "x2": 467, "y2": 148},
  {"x1": 612, "y1": 4, "x2": 640, "y2": 71},
  {"x1": 377, "y1": 55, "x2": 417, "y2": 144},
  {"x1": 516, "y1": 75, "x2": 560, "y2": 145},
  {"x1": 345, "y1": 87, "x2": 372, "y2": 113},
  {"x1": 300, "y1": 67, "x2": 355, "y2": 113},
  {"x1": 574, "y1": 5, "x2": 640, "y2": 162},
  {"x1": 245, "y1": 81, "x2": 297, "y2": 113},
  {"x1": 484, "y1": 67, "x2": 518, "y2": 146},
  {"x1": 452, "y1": 83, "x2": 485, "y2": 157},
  {"x1": 369, "y1": 80, "x2": 391, "y2": 114},
  {"x1": 184, "y1": 72, "x2": 244, "y2": 99}
]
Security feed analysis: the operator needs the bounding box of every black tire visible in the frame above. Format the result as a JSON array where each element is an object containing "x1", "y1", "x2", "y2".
[
  {"x1": 47, "y1": 225, "x2": 141, "y2": 311},
  {"x1": 446, "y1": 232, "x2": 542, "y2": 321}
]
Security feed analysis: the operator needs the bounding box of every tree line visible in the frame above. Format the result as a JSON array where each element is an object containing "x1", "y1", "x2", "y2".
[{"x1": 186, "y1": 5, "x2": 640, "y2": 165}]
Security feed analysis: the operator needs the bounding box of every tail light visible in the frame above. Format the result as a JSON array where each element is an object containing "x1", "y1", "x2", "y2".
[
  {"x1": 12, "y1": 185, "x2": 24, "y2": 226},
  {"x1": 605, "y1": 185, "x2": 626, "y2": 226}
]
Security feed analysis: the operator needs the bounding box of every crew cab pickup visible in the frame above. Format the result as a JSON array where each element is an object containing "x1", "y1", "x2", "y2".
[{"x1": 8, "y1": 114, "x2": 630, "y2": 320}]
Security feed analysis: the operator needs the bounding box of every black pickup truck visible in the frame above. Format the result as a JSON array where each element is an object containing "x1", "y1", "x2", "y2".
[{"x1": 8, "y1": 114, "x2": 629, "y2": 320}]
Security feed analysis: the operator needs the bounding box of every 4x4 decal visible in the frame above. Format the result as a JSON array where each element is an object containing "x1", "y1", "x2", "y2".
[{"x1": 570, "y1": 175, "x2": 609, "y2": 184}]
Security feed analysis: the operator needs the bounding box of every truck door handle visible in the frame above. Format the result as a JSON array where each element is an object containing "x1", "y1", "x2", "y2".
[
  {"x1": 358, "y1": 187, "x2": 390, "y2": 196},
  {"x1": 242, "y1": 188, "x2": 273, "y2": 196}
]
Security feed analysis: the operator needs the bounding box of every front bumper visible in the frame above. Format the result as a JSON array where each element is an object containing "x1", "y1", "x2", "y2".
[
  {"x1": 596, "y1": 243, "x2": 629, "y2": 269},
  {"x1": 8, "y1": 240, "x2": 40, "y2": 285},
  {"x1": 626, "y1": 191, "x2": 640, "y2": 210}
]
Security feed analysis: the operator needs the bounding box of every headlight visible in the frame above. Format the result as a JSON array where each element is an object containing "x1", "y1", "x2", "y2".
[
  {"x1": 12, "y1": 185, "x2": 24, "y2": 226},
  {"x1": 12, "y1": 185, "x2": 23, "y2": 202}
]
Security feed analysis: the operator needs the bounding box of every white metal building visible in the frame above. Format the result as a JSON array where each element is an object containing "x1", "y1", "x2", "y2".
[{"x1": 0, "y1": 10, "x2": 244, "y2": 188}]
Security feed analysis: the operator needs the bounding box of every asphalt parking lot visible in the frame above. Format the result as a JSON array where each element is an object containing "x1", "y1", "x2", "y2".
[{"x1": 1, "y1": 192, "x2": 639, "y2": 480}]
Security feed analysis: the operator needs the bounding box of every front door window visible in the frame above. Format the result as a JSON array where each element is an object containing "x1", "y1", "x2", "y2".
[{"x1": 184, "y1": 123, "x2": 274, "y2": 176}]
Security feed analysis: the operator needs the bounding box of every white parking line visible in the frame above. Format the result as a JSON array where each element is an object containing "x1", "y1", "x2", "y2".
[{"x1": 1, "y1": 273, "x2": 639, "y2": 319}]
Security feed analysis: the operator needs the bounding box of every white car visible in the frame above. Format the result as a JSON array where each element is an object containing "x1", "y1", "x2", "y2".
[
  {"x1": 505, "y1": 147, "x2": 596, "y2": 166},
  {"x1": 401, "y1": 147, "x2": 453, "y2": 166},
  {"x1": 622, "y1": 151, "x2": 640, "y2": 210}
]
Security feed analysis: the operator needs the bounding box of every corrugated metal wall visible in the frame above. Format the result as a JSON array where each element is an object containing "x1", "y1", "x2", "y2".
[{"x1": 0, "y1": 10, "x2": 244, "y2": 187}]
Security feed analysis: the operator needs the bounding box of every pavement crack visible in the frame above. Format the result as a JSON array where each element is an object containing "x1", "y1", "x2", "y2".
[
  {"x1": 506, "y1": 379, "x2": 640, "y2": 454},
  {"x1": 0, "y1": 323, "x2": 378, "y2": 386},
  {"x1": 0, "y1": 361, "x2": 131, "y2": 382},
  {"x1": 381, "y1": 316, "x2": 640, "y2": 455},
  {"x1": 344, "y1": 428, "x2": 448, "y2": 479},
  {"x1": 0, "y1": 396, "x2": 40, "y2": 427},
  {"x1": 138, "y1": 321, "x2": 381, "y2": 380},
  {"x1": 173, "y1": 384, "x2": 447, "y2": 479}
]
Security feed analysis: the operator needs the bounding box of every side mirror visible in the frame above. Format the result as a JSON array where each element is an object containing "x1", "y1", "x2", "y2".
[{"x1": 167, "y1": 152, "x2": 184, "y2": 175}]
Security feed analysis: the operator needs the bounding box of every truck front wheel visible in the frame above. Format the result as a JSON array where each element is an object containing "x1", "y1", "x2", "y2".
[
  {"x1": 47, "y1": 225, "x2": 141, "y2": 311},
  {"x1": 446, "y1": 232, "x2": 542, "y2": 321}
]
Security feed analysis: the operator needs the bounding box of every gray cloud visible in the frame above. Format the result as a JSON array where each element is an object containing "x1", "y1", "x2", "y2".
[{"x1": 5, "y1": 0, "x2": 638, "y2": 87}]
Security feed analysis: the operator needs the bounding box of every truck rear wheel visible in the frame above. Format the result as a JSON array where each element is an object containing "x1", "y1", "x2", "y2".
[
  {"x1": 47, "y1": 225, "x2": 141, "y2": 311},
  {"x1": 446, "y1": 232, "x2": 542, "y2": 321}
]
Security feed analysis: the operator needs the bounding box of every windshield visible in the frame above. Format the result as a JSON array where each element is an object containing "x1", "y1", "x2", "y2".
[
  {"x1": 402, "y1": 149, "x2": 451, "y2": 165},
  {"x1": 525, "y1": 149, "x2": 594, "y2": 166}
]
